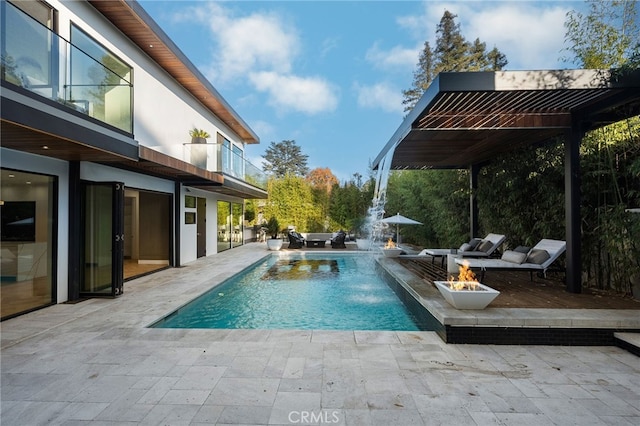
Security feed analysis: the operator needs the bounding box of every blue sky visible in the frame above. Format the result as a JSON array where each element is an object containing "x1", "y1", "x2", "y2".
[{"x1": 139, "y1": 0, "x2": 585, "y2": 182}]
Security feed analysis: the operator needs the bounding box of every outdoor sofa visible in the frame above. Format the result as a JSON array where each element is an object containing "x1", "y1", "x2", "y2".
[{"x1": 456, "y1": 238, "x2": 566, "y2": 282}]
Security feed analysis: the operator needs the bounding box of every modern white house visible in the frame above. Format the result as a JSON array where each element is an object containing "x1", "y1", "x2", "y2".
[{"x1": 0, "y1": 0, "x2": 267, "y2": 319}]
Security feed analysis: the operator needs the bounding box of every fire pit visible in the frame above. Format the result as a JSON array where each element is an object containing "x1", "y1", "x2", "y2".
[
  {"x1": 381, "y1": 238, "x2": 403, "y2": 257},
  {"x1": 433, "y1": 261, "x2": 499, "y2": 309}
]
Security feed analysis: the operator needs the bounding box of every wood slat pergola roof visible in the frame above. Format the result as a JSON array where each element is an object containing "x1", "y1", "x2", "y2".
[{"x1": 373, "y1": 69, "x2": 640, "y2": 170}]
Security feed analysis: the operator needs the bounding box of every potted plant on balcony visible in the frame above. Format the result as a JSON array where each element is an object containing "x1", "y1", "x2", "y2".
[
  {"x1": 189, "y1": 128, "x2": 210, "y2": 144},
  {"x1": 189, "y1": 128, "x2": 210, "y2": 168},
  {"x1": 266, "y1": 216, "x2": 283, "y2": 251}
]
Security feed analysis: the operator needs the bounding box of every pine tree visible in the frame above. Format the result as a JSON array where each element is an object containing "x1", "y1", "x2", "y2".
[
  {"x1": 433, "y1": 11, "x2": 471, "y2": 75},
  {"x1": 261, "y1": 140, "x2": 309, "y2": 178},
  {"x1": 402, "y1": 41, "x2": 434, "y2": 112},
  {"x1": 402, "y1": 10, "x2": 508, "y2": 112}
]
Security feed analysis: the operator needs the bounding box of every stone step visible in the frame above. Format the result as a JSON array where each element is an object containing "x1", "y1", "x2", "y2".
[{"x1": 614, "y1": 332, "x2": 640, "y2": 357}]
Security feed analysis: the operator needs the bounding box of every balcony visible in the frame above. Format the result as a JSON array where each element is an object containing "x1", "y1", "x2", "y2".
[
  {"x1": 1, "y1": 1, "x2": 133, "y2": 133},
  {"x1": 183, "y1": 142, "x2": 267, "y2": 190}
]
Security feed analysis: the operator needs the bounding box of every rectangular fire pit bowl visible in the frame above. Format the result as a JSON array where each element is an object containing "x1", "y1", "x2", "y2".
[
  {"x1": 433, "y1": 281, "x2": 500, "y2": 309},
  {"x1": 381, "y1": 247, "x2": 403, "y2": 257}
]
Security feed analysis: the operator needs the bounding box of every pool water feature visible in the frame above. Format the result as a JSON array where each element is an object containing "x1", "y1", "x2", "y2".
[{"x1": 152, "y1": 253, "x2": 424, "y2": 331}]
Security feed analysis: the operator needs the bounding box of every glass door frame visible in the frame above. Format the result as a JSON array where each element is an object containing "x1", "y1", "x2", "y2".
[{"x1": 79, "y1": 180, "x2": 124, "y2": 298}]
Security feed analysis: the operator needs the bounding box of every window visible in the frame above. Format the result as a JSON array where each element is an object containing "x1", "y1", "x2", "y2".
[{"x1": 185, "y1": 195, "x2": 196, "y2": 208}]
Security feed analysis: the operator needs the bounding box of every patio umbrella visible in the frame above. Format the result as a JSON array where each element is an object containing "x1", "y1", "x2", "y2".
[{"x1": 379, "y1": 213, "x2": 422, "y2": 242}]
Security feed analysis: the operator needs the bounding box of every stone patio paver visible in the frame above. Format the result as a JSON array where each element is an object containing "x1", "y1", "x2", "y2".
[{"x1": 1, "y1": 243, "x2": 638, "y2": 425}]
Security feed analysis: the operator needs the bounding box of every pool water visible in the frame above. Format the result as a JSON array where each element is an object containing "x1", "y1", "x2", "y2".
[{"x1": 152, "y1": 253, "x2": 422, "y2": 330}]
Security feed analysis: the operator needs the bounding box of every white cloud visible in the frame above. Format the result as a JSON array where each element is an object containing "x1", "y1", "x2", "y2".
[
  {"x1": 178, "y1": 2, "x2": 340, "y2": 115},
  {"x1": 354, "y1": 82, "x2": 404, "y2": 115},
  {"x1": 396, "y1": 1, "x2": 571, "y2": 70},
  {"x1": 365, "y1": 42, "x2": 419, "y2": 71},
  {"x1": 320, "y1": 36, "x2": 341, "y2": 58},
  {"x1": 195, "y1": 3, "x2": 299, "y2": 82},
  {"x1": 465, "y1": 4, "x2": 569, "y2": 69},
  {"x1": 249, "y1": 71, "x2": 339, "y2": 115}
]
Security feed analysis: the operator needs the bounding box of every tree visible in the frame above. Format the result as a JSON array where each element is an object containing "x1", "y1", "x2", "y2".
[
  {"x1": 402, "y1": 10, "x2": 508, "y2": 112},
  {"x1": 329, "y1": 175, "x2": 375, "y2": 234},
  {"x1": 263, "y1": 175, "x2": 318, "y2": 232},
  {"x1": 306, "y1": 168, "x2": 339, "y2": 231},
  {"x1": 433, "y1": 11, "x2": 470, "y2": 74},
  {"x1": 564, "y1": 0, "x2": 639, "y2": 68},
  {"x1": 402, "y1": 41, "x2": 435, "y2": 113},
  {"x1": 306, "y1": 167, "x2": 339, "y2": 192},
  {"x1": 261, "y1": 140, "x2": 309, "y2": 178}
]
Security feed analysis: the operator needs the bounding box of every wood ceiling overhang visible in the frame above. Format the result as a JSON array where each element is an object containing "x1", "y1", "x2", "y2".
[
  {"x1": 374, "y1": 69, "x2": 640, "y2": 170},
  {"x1": 87, "y1": 0, "x2": 259, "y2": 144}
]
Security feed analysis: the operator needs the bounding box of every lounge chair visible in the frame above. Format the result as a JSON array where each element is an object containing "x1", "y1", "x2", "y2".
[
  {"x1": 287, "y1": 231, "x2": 305, "y2": 249},
  {"x1": 410, "y1": 233, "x2": 507, "y2": 265},
  {"x1": 456, "y1": 239, "x2": 566, "y2": 281},
  {"x1": 330, "y1": 231, "x2": 346, "y2": 249}
]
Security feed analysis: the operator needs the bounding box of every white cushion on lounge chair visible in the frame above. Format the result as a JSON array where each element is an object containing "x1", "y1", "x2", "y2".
[{"x1": 457, "y1": 239, "x2": 566, "y2": 273}]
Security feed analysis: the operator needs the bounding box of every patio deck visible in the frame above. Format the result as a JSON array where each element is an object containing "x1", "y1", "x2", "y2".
[{"x1": 399, "y1": 257, "x2": 640, "y2": 310}]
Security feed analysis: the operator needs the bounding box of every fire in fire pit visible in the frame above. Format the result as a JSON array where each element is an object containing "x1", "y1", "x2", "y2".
[
  {"x1": 448, "y1": 261, "x2": 484, "y2": 291},
  {"x1": 384, "y1": 238, "x2": 396, "y2": 249}
]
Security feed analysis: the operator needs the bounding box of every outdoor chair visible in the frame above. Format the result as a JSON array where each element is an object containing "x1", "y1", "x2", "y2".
[
  {"x1": 287, "y1": 231, "x2": 305, "y2": 249},
  {"x1": 456, "y1": 239, "x2": 566, "y2": 282},
  {"x1": 330, "y1": 231, "x2": 347, "y2": 249},
  {"x1": 406, "y1": 233, "x2": 506, "y2": 266}
]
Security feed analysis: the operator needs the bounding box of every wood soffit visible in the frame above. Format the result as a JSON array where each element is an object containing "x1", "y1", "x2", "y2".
[{"x1": 87, "y1": 0, "x2": 259, "y2": 144}]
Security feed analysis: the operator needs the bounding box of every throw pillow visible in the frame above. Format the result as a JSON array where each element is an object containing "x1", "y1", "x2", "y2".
[
  {"x1": 476, "y1": 240, "x2": 494, "y2": 253},
  {"x1": 514, "y1": 245, "x2": 530, "y2": 253},
  {"x1": 526, "y1": 249, "x2": 550, "y2": 264},
  {"x1": 468, "y1": 238, "x2": 482, "y2": 250},
  {"x1": 501, "y1": 250, "x2": 527, "y2": 264},
  {"x1": 459, "y1": 242, "x2": 473, "y2": 252}
]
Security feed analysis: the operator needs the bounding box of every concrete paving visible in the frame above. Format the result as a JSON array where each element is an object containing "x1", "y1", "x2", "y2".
[{"x1": 1, "y1": 243, "x2": 639, "y2": 425}]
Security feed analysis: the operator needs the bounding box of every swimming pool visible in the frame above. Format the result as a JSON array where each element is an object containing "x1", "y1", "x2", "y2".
[{"x1": 152, "y1": 253, "x2": 424, "y2": 331}]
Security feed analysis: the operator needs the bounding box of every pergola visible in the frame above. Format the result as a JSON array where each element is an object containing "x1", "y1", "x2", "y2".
[{"x1": 373, "y1": 69, "x2": 640, "y2": 294}]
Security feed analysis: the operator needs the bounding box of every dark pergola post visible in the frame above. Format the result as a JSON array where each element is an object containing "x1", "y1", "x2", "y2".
[
  {"x1": 565, "y1": 117, "x2": 584, "y2": 294},
  {"x1": 174, "y1": 181, "x2": 182, "y2": 267},
  {"x1": 469, "y1": 164, "x2": 480, "y2": 239}
]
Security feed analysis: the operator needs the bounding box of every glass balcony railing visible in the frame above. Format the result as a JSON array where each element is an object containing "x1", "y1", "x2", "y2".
[
  {"x1": 1, "y1": 2, "x2": 133, "y2": 133},
  {"x1": 183, "y1": 142, "x2": 267, "y2": 190}
]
